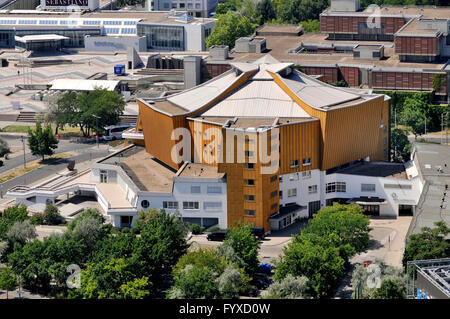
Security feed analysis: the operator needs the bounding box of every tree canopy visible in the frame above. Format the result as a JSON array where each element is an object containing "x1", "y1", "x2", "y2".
[
  {"x1": 402, "y1": 221, "x2": 450, "y2": 268},
  {"x1": 27, "y1": 122, "x2": 59, "y2": 161},
  {"x1": 206, "y1": 12, "x2": 256, "y2": 49},
  {"x1": 391, "y1": 127, "x2": 411, "y2": 162},
  {"x1": 56, "y1": 89, "x2": 125, "y2": 137}
]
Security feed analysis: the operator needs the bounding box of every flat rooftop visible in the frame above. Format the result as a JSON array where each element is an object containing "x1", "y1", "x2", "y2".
[
  {"x1": 323, "y1": 5, "x2": 450, "y2": 19},
  {"x1": 409, "y1": 143, "x2": 450, "y2": 236},
  {"x1": 100, "y1": 146, "x2": 176, "y2": 193},
  {"x1": 227, "y1": 34, "x2": 445, "y2": 70},
  {"x1": 0, "y1": 10, "x2": 215, "y2": 25},
  {"x1": 258, "y1": 24, "x2": 303, "y2": 34},
  {"x1": 177, "y1": 163, "x2": 225, "y2": 179},
  {"x1": 332, "y1": 161, "x2": 408, "y2": 179},
  {"x1": 396, "y1": 18, "x2": 441, "y2": 37}
]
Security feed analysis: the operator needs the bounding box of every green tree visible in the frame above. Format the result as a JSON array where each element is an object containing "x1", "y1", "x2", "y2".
[
  {"x1": 120, "y1": 276, "x2": 151, "y2": 299},
  {"x1": 206, "y1": 12, "x2": 256, "y2": 49},
  {"x1": 221, "y1": 223, "x2": 260, "y2": 274},
  {"x1": 400, "y1": 95, "x2": 431, "y2": 139},
  {"x1": 277, "y1": 0, "x2": 328, "y2": 24},
  {"x1": 56, "y1": 89, "x2": 125, "y2": 137},
  {"x1": 8, "y1": 234, "x2": 86, "y2": 294},
  {"x1": 275, "y1": 239, "x2": 346, "y2": 298},
  {"x1": 132, "y1": 210, "x2": 188, "y2": 282},
  {"x1": 0, "y1": 205, "x2": 28, "y2": 240},
  {"x1": 215, "y1": 0, "x2": 238, "y2": 14},
  {"x1": 67, "y1": 209, "x2": 105, "y2": 231},
  {"x1": 42, "y1": 204, "x2": 60, "y2": 225},
  {"x1": 0, "y1": 136, "x2": 10, "y2": 158},
  {"x1": 304, "y1": 203, "x2": 371, "y2": 253},
  {"x1": 170, "y1": 247, "x2": 250, "y2": 299},
  {"x1": 78, "y1": 258, "x2": 147, "y2": 299},
  {"x1": 70, "y1": 217, "x2": 104, "y2": 251},
  {"x1": 301, "y1": 19, "x2": 320, "y2": 32},
  {"x1": 27, "y1": 122, "x2": 59, "y2": 161},
  {"x1": 168, "y1": 264, "x2": 219, "y2": 299},
  {"x1": 391, "y1": 127, "x2": 411, "y2": 162},
  {"x1": 371, "y1": 279, "x2": 405, "y2": 299},
  {"x1": 6, "y1": 220, "x2": 36, "y2": 245},
  {"x1": 0, "y1": 267, "x2": 17, "y2": 299},
  {"x1": 256, "y1": 0, "x2": 276, "y2": 24},
  {"x1": 402, "y1": 221, "x2": 450, "y2": 268}
]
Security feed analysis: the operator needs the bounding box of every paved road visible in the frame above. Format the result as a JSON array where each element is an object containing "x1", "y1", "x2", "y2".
[
  {"x1": 0, "y1": 148, "x2": 109, "y2": 195},
  {"x1": 0, "y1": 133, "x2": 101, "y2": 174},
  {"x1": 333, "y1": 216, "x2": 412, "y2": 299}
]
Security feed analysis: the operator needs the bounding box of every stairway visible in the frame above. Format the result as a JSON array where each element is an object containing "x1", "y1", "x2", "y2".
[
  {"x1": 16, "y1": 111, "x2": 37, "y2": 123},
  {"x1": 120, "y1": 115, "x2": 138, "y2": 125}
]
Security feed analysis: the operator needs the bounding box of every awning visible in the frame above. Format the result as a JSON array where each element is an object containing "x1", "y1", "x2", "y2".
[
  {"x1": 269, "y1": 204, "x2": 306, "y2": 221},
  {"x1": 15, "y1": 34, "x2": 69, "y2": 43},
  {"x1": 347, "y1": 197, "x2": 387, "y2": 205}
]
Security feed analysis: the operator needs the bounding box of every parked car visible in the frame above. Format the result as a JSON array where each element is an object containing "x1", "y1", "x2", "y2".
[
  {"x1": 252, "y1": 227, "x2": 265, "y2": 240},
  {"x1": 258, "y1": 263, "x2": 272, "y2": 274},
  {"x1": 103, "y1": 123, "x2": 135, "y2": 141},
  {"x1": 206, "y1": 230, "x2": 227, "y2": 241}
]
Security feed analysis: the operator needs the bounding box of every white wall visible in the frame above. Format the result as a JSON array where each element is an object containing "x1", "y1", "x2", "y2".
[
  {"x1": 279, "y1": 169, "x2": 321, "y2": 208},
  {"x1": 137, "y1": 179, "x2": 227, "y2": 229},
  {"x1": 278, "y1": 166, "x2": 421, "y2": 218}
]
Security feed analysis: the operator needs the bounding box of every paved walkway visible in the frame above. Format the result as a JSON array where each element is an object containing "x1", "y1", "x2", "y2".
[{"x1": 334, "y1": 216, "x2": 412, "y2": 298}]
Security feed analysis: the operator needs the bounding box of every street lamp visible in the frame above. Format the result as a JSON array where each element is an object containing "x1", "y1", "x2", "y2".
[{"x1": 20, "y1": 135, "x2": 26, "y2": 169}]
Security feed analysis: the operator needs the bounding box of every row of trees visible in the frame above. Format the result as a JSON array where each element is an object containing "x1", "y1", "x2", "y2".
[
  {"x1": 215, "y1": 0, "x2": 327, "y2": 26},
  {"x1": 0, "y1": 206, "x2": 188, "y2": 298}
]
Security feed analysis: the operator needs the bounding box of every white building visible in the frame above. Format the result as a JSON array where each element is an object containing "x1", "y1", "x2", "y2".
[
  {"x1": 7, "y1": 144, "x2": 423, "y2": 232},
  {"x1": 274, "y1": 160, "x2": 422, "y2": 230},
  {"x1": 150, "y1": 0, "x2": 218, "y2": 18},
  {"x1": 8, "y1": 145, "x2": 227, "y2": 229}
]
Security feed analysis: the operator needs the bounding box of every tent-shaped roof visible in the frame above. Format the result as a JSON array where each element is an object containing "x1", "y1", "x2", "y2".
[{"x1": 146, "y1": 54, "x2": 380, "y2": 117}]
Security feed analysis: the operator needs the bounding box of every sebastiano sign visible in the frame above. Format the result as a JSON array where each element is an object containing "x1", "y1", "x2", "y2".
[{"x1": 45, "y1": 0, "x2": 89, "y2": 6}]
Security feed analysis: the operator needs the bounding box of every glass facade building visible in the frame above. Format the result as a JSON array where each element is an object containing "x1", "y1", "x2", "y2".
[{"x1": 137, "y1": 24, "x2": 185, "y2": 51}]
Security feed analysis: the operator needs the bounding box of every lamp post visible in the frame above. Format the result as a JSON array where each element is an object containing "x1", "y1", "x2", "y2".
[{"x1": 20, "y1": 135, "x2": 26, "y2": 168}]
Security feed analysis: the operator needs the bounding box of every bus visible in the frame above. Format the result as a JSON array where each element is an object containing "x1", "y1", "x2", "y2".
[{"x1": 103, "y1": 123, "x2": 135, "y2": 141}]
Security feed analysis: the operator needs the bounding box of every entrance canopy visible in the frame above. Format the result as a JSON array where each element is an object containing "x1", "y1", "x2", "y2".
[
  {"x1": 15, "y1": 34, "x2": 69, "y2": 51},
  {"x1": 347, "y1": 196, "x2": 387, "y2": 205}
]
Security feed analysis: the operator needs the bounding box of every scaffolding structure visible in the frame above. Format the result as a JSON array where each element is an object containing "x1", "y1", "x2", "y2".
[{"x1": 407, "y1": 258, "x2": 450, "y2": 299}]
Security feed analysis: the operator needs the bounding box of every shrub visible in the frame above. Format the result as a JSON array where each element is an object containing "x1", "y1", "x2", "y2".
[
  {"x1": 265, "y1": 274, "x2": 310, "y2": 299},
  {"x1": 188, "y1": 223, "x2": 204, "y2": 235},
  {"x1": 6, "y1": 220, "x2": 37, "y2": 245},
  {"x1": 206, "y1": 226, "x2": 222, "y2": 232},
  {"x1": 42, "y1": 204, "x2": 60, "y2": 225}
]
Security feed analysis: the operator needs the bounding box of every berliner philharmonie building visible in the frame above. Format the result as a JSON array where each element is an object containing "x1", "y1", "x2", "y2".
[{"x1": 8, "y1": 56, "x2": 424, "y2": 232}]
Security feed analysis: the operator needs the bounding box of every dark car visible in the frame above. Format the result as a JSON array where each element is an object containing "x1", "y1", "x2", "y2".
[
  {"x1": 206, "y1": 230, "x2": 227, "y2": 241},
  {"x1": 252, "y1": 227, "x2": 265, "y2": 240}
]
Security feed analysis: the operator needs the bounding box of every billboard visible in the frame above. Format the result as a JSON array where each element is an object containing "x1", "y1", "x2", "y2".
[
  {"x1": 41, "y1": 0, "x2": 99, "y2": 10},
  {"x1": 45, "y1": 0, "x2": 89, "y2": 6}
]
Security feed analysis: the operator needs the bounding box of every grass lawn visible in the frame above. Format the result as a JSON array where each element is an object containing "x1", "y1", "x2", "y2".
[
  {"x1": 0, "y1": 152, "x2": 75, "y2": 184},
  {"x1": 1, "y1": 125, "x2": 83, "y2": 137}
]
